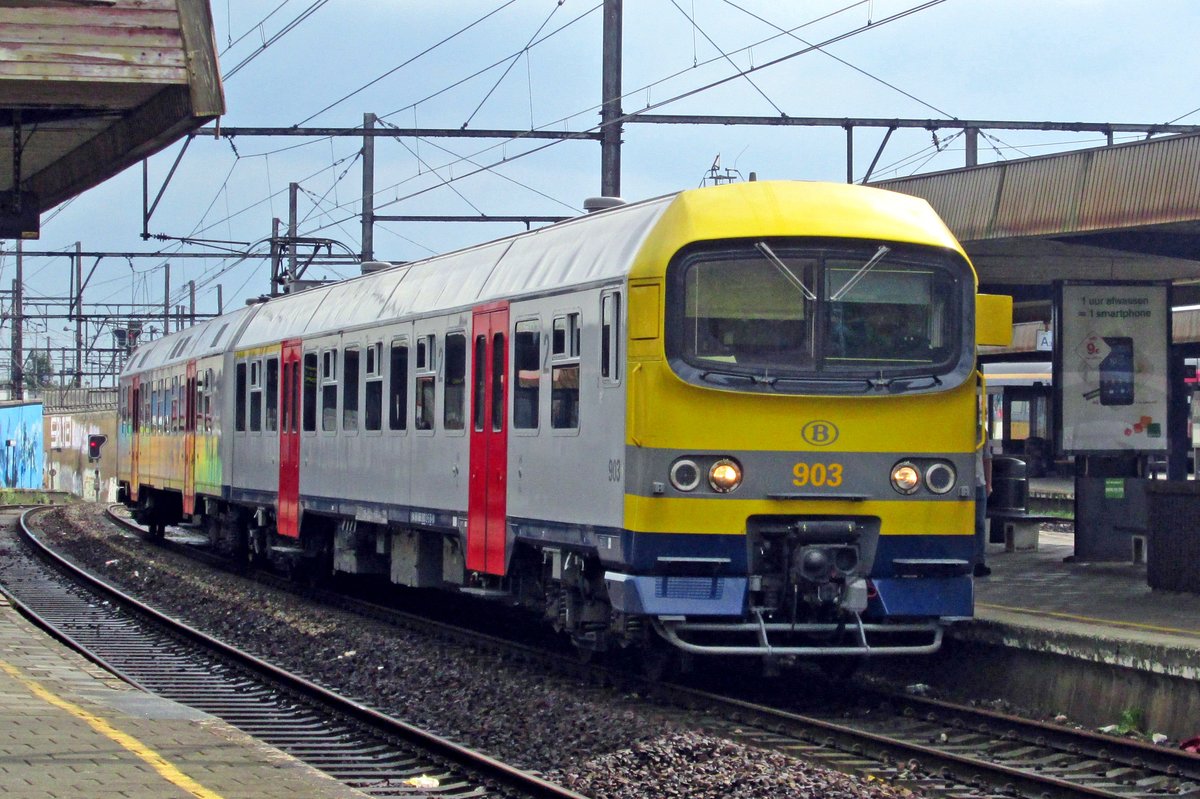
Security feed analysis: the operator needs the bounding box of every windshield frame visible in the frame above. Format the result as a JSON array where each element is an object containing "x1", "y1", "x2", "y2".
[{"x1": 663, "y1": 237, "x2": 977, "y2": 396}]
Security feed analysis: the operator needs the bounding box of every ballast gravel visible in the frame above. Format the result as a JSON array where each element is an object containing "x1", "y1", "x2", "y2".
[{"x1": 30, "y1": 503, "x2": 917, "y2": 799}]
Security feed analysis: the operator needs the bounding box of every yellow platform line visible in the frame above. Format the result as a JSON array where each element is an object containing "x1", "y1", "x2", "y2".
[
  {"x1": 977, "y1": 603, "x2": 1200, "y2": 637},
  {"x1": 0, "y1": 659, "x2": 226, "y2": 799}
]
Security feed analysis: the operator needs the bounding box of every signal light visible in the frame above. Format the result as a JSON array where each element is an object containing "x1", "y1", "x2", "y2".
[{"x1": 88, "y1": 434, "x2": 107, "y2": 460}]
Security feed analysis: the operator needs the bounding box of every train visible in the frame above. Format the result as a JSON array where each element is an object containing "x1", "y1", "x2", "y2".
[{"x1": 116, "y1": 180, "x2": 1012, "y2": 666}]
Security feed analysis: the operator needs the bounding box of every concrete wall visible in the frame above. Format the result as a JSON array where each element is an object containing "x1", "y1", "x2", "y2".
[
  {"x1": 0, "y1": 402, "x2": 44, "y2": 490},
  {"x1": 44, "y1": 408, "x2": 118, "y2": 501}
]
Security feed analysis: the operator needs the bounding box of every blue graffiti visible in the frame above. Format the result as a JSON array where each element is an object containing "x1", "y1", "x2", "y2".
[{"x1": 0, "y1": 404, "x2": 44, "y2": 489}]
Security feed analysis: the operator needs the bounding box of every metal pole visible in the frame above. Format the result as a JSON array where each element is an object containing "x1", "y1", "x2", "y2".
[
  {"x1": 75, "y1": 242, "x2": 83, "y2": 386},
  {"x1": 270, "y1": 218, "x2": 281, "y2": 296},
  {"x1": 163, "y1": 263, "x2": 170, "y2": 336},
  {"x1": 217, "y1": 284, "x2": 224, "y2": 315},
  {"x1": 288, "y1": 183, "x2": 299, "y2": 285},
  {"x1": 845, "y1": 125, "x2": 854, "y2": 183},
  {"x1": 600, "y1": 0, "x2": 623, "y2": 197},
  {"x1": 12, "y1": 243, "x2": 22, "y2": 400},
  {"x1": 965, "y1": 127, "x2": 979, "y2": 167},
  {"x1": 189, "y1": 280, "x2": 196, "y2": 327},
  {"x1": 362, "y1": 113, "x2": 375, "y2": 262}
]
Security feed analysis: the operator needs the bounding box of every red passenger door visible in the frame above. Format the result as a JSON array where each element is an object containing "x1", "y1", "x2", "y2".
[
  {"x1": 278, "y1": 340, "x2": 303, "y2": 538},
  {"x1": 182, "y1": 361, "x2": 197, "y2": 515},
  {"x1": 467, "y1": 304, "x2": 509, "y2": 575}
]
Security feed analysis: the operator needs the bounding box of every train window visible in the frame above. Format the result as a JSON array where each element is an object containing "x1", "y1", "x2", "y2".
[
  {"x1": 601, "y1": 291, "x2": 621, "y2": 382},
  {"x1": 204, "y1": 368, "x2": 215, "y2": 433},
  {"x1": 235, "y1": 364, "x2": 247, "y2": 432},
  {"x1": 343, "y1": 348, "x2": 360, "y2": 431},
  {"x1": 473, "y1": 335, "x2": 486, "y2": 432},
  {"x1": 513, "y1": 320, "x2": 539, "y2": 430},
  {"x1": 492, "y1": 332, "x2": 505, "y2": 432},
  {"x1": 365, "y1": 344, "x2": 382, "y2": 432},
  {"x1": 415, "y1": 335, "x2": 436, "y2": 432},
  {"x1": 302, "y1": 353, "x2": 318, "y2": 432},
  {"x1": 249, "y1": 359, "x2": 263, "y2": 432},
  {"x1": 265, "y1": 357, "x2": 279, "y2": 432},
  {"x1": 389, "y1": 340, "x2": 408, "y2": 431},
  {"x1": 444, "y1": 332, "x2": 466, "y2": 431},
  {"x1": 551, "y1": 313, "x2": 581, "y2": 430},
  {"x1": 171, "y1": 376, "x2": 180, "y2": 432},
  {"x1": 322, "y1": 348, "x2": 338, "y2": 432}
]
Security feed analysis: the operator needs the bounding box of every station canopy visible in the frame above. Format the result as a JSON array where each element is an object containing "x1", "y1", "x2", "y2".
[
  {"x1": 872, "y1": 133, "x2": 1200, "y2": 327},
  {"x1": 0, "y1": 0, "x2": 224, "y2": 239}
]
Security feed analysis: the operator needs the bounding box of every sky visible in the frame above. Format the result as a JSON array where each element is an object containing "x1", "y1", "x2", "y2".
[{"x1": 5, "y1": 0, "x2": 1200, "y2": 361}]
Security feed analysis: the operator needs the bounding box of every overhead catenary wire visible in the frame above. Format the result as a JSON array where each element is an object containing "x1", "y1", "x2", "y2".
[
  {"x1": 295, "y1": 0, "x2": 522, "y2": 127},
  {"x1": 299, "y1": 0, "x2": 952, "y2": 238},
  {"x1": 668, "y1": 0, "x2": 786, "y2": 117}
]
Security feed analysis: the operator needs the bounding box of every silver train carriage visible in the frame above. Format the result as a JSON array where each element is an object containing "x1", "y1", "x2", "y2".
[{"x1": 116, "y1": 180, "x2": 1012, "y2": 662}]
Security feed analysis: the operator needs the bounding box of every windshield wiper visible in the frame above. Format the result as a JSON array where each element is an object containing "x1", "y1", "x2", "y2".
[
  {"x1": 830, "y1": 244, "x2": 891, "y2": 301},
  {"x1": 885, "y1": 374, "x2": 944, "y2": 392},
  {"x1": 755, "y1": 242, "x2": 815, "y2": 300}
]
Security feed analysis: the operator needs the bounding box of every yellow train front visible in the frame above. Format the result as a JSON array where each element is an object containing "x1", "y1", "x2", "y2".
[{"x1": 606, "y1": 182, "x2": 1011, "y2": 659}]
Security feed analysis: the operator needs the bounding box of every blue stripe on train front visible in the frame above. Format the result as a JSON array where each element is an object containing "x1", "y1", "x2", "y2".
[
  {"x1": 605, "y1": 573, "x2": 748, "y2": 616},
  {"x1": 867, "y1": 576, "x2": 973, "y2": 618}
]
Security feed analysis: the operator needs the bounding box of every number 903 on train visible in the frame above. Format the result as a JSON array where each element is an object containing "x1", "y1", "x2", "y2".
[{"x1": 116, "y1": 180, "x2": 1012, "y2": 666}]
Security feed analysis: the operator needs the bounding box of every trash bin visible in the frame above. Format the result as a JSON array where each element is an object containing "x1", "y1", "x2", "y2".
[
  {"x1": 987, "y1": 456, "x2": 1028, "y2": 544},
  {"x1": 989, "y1": 456, "x2": 1028, "y2": 514},
  {"x1": 1145, "y1": 481, "x2": 1200, "y2": 592}
]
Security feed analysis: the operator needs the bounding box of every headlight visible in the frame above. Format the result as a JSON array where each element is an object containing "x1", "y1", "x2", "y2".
[
  {"x1": 925, "y1": 462, "x2": 956, "y2": 494},
  {"x1": 890, "y1": 461, "x2": 921, "y2": 494},
  {"x1": 708, "y1": 458, "x2": 743, "y2": 493},
  {"x1": 669, "y1": 458, "x2": 701, "y2": 492}
]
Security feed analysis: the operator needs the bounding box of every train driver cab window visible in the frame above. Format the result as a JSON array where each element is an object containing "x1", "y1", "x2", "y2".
[
  {"x1": 365, "y1": 342, "x2": 383, "y2": 432},
  {"x1": 265, "y1": 357, "x2": 279, "y2": 432},
  {"x1": 343, "y1": 347, "x2": 360, "y2": 431},
  {"x1": 249, "y1": 359, "x2": 263, "y2": 432},
  {"x1": 601, "y1": 291, "x2": 621, "y2": 382},
  {"x1": 235, "y1": 363, "x2": 247, "y2": 432},
  {"x1": 415, "y1": 334, "x2": 436, "y2": 431},
  {"x1": 551, "y1": 312, "x2": 580, "y2": 430},
  {"x1": 322, "y1": 348, "x2": 338, "y2": 432},
  {"x1": 513, "y1": 320, "x2": 540, "y2": 430},
  {"x1": 388, "y1": 339, "x2": 408, "y2": 431},
  {"x1": 302, "y1": 353, "x2": 318, "y2": 432},
  {"x1": 444, "y1": 332, "x2": 466, "y2": 431}
]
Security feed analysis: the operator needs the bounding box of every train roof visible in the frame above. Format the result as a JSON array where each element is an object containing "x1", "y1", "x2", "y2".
[
  {"x1": 122, "y1": 180, "x2": 960, "y2": 375},
  {"x1": 235, "y1": 195, "x2": 670, "y2": 349},
  {"x1": 124, "y1": 306, "x2": 254, "y2": 373}
]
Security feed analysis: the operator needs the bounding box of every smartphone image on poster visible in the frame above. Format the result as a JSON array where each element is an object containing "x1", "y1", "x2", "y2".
[{"x1": 1099, "y1": 337, "x2": 1134, "y2": 406}]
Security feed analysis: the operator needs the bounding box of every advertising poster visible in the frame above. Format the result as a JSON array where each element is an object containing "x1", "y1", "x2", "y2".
[{"x1": 1054, "y1": 281, "x2": 1170, "y2": 453}]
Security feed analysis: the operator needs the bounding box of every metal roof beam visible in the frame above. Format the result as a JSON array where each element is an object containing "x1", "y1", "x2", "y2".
[{"x1": 623, "y1": 114, "x2": 1200, "y2": 136}]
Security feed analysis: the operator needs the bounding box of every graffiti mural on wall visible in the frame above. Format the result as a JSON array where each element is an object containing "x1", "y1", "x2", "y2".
[{"x1": 0, "y1": 403, "x2": 44, "y2": 489}]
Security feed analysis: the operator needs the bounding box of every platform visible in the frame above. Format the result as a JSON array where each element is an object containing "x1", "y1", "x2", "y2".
[
  {"x1": 0, "y1": 594, "x2": 367, "y2": 799},
  {"x1": 888, "y1": 521, "x2": 1200, "y2": 742}
]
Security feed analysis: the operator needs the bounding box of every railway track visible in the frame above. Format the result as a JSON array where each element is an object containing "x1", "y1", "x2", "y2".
[
  {"x1": 89, "y1": 505, "x2": 1200, "y2": 798},
  {"x1": 1, "y1": 506, "x2": 587, "y2": 799}
]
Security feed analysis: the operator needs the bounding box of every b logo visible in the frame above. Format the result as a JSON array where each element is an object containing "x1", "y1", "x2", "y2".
[{"x1": 802, "y1": 420, "x2": 839, "y2": 447}]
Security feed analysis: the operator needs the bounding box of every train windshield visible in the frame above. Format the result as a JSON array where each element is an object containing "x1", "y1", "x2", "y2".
[{"x1": 667, "y1": 240, "x2": 970, "y2": 392}]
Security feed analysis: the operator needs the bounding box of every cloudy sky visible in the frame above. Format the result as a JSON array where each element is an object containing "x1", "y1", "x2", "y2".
[{"x1": 6, "y1": 0, "x2": 1199, "y2": 351}]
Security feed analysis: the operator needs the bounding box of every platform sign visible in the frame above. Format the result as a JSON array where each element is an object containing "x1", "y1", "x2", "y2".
[{"x1": 1053, "y1": 281, "x2": 1170, "y2": 454}]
